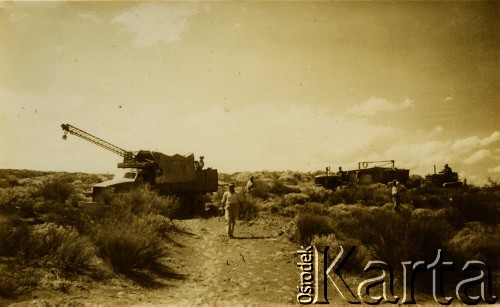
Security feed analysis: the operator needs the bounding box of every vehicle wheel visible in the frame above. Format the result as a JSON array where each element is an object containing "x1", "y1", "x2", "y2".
[{"x1": 193, "y1": 195, "x2": 206, "y2": 217}]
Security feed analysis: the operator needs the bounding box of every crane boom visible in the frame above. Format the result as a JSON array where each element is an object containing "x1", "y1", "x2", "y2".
[{"x1": 61, "y1": 124, "x2": 132, "y2": 160}]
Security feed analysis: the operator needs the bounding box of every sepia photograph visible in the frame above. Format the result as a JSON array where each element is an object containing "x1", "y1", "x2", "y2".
[{"x1": 1, "y1": 1, "x2": 498, "y2": 305}]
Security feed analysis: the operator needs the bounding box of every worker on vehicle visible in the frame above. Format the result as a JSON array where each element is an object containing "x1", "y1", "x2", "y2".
[
  {"x1": 439, "y1": 164, "x2": 452, "y2": 175},
  {"x1": 195, "y1": 156, "x2": 205, "y2": 170},
  {"x1": 337, "y1": 166, "x2": 346, "y2": 181}
]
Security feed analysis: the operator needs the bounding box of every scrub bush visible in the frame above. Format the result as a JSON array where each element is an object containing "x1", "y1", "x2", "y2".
[
  {"x1": 0, "y1": 216, "x2": 29, "y2": 257},
  {"x1": 311, "y1": 233, "x2": 371, "y2": 272},
  {"x1": 447, "y1": 189, "x2": 499, "y2": 227},
  {"x1": 300, "y1": 185, "x2": 332, "y2": 203},
  {"x1": 294, "y1": 213, "x2": 336, "y2": 245},
  {"x1": 251, "y1": 179, "x2": 272, "y2": 200},
  {"x1": 448, "y1": 222, "x2": 500, "y2": 267},
  {"x1": 26, "y1": 223, "x2": 96, "y2": 271},
  {"x1": 238, "y1": 195, "x2": 259, "y2": 221},
  {"x1": 270, "y1": 178, "x2": 301, "y2": 195},
  {"x1": 37, "y1": 179, "x2": 75, "y2": 204},
  {"x1": 94, "y1": 215, "x2": 168, "y2": 272},
  {"x1": 284, "y1": 193, "x2": 310, "y2": 206},
  {"x1": 329, "y1": 184, "x2": 391, "y2": 206}
]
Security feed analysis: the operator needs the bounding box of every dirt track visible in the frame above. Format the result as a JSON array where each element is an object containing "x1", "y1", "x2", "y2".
[{"x1": 12, "y1": 215, "x2": 300, "y2": 306}]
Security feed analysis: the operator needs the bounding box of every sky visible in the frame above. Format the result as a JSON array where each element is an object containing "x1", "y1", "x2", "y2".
[{"x1": 1, "y1": 1, "x2": 499, "y2": 185}]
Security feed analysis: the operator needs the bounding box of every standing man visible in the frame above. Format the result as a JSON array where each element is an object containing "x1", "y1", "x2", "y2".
[
  {"x1": 221, "y1": 183, "x2": 240, "y2": 238},
  {"x1": 245, "y1": 176, "x2": 255, "y2": 194},
  {"x1": 390, "y1": 180, "x2": 401, "y2": 211}
]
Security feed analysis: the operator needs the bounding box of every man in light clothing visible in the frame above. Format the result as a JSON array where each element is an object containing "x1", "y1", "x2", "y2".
[
  {"x1": 221, "y1": 183, "x2": 240, "y2": 238},
  {"x1": 390, "y1": 180, "x2": 401, "y2": 211},
  {"x1": 245, "y1": 176, "x2": 255, "y2": 194}
]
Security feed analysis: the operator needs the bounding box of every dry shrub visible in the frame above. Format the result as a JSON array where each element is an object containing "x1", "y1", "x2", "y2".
[
  {"x1": 0, "y1": 185, "x2": 38, "y2": 217},
  {"x1": 447, "y1": 189, "x2": 499, "y2": 227},
  {"x1": 0, "y1": 215, "x2": 29, "y2": 257},
  {"x1": 27, "y1": 223, "x2": 96, "y2": 271},
  {"x1": 311, "y1": 234, "x2": 371, "y2": 272},
  {"x1": 328, "y1": 205, "x2": 454, "y2": 265},
  {"x1": 281, "y1": 202, "x2": 330, "y2": 218},
  {"x1": 37, "y1": 179, "x2": 75, "y2": 204},
  {"x1": 271, "y1": 178, "x2": 301, "y2": 195},
  {"x1": 294, "y1": 213, "x2": 336, "y2": 245},
  {"x1": 110, "y1": 187, "x2": 180, "y2": 217},
  {"x1": 279, "y1": 172, "x2": 299, "y2": 185},
  {"x1": 238, "y1": 195, "x2": 260, "y2": 221},
  {"x1": 284, "y1": 193, "x2": 310, "y2": 206},
  {"x1": 329, "y1": 184, "x2": 391, "y2": 206},
  {"x1": 94, "y1": 215, "x2": 168, "y2": 272},
  {"x1": 141, "y1": 213, "x2": 175, "y2": 238},
  {"x1": 300, "y1": 185, "x2": 332, "y2": 203},
  {"x1": 251, "y1": 179, "x2": 272, "y2": 199},
  {"x1": 448, "y1": 222, "x2": 500, "y2": 268}
]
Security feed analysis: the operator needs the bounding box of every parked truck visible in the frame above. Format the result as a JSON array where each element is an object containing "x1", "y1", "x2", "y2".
[{"x1": 61, "y1": 124, "x2": 218, "y2": 215}]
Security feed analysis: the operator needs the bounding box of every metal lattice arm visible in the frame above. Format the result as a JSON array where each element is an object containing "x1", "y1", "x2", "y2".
[
  {"x1": 61, "y1": 124, "x2": 130, "y2": 158},
  {"x1": 358, "y1": 160, "x2": 395, "y2": 169}
]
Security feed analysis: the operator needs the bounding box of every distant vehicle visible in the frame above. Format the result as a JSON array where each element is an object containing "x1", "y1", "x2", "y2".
[
  {"x1": 315, "y1": 160, "x2": 410, "y2": 190},
  {"x1": 424, "y1": 165, "x2": 465, "y2": 188},
  {"x1": 61, "y1": 124, "x2": 218, "y2": 215}
]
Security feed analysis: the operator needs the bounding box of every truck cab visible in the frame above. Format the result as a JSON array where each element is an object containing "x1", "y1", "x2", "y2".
[{"x1": 92, "y1": 169, "x2": 150, "y2": 201}]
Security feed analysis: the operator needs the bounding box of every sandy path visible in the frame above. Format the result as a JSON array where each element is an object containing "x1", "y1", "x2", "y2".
[
  {"x1": 153, "y1": 216, "x2": 298, "y2": 305},
  {"x1": 11, "y1": 215, "x2": 299, "y2": 306}
]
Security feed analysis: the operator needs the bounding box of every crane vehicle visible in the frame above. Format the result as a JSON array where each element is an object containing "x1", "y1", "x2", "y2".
[
  {"x1": 315, "y1": 160, "x2": 410, "y2": 190},
  {"x1": 61, "y1": 124, "x2": 218, "y2": 215}
]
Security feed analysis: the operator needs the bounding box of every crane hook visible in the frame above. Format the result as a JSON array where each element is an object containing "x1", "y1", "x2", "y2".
[{"x1": 62, "y1": 132, "x2": 68, "y2": 140}]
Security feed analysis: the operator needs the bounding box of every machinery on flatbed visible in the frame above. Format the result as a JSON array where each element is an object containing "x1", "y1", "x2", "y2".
[
  {"x1": 61, "y1": 124, "x2": 218, "y2": 214},
  {"x1": 315, "y1": 160, "x2": 410, "y2": 190}
]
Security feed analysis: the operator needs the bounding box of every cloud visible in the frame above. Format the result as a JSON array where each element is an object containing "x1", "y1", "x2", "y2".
[
  {"x1": 488, "y1": 165, "x2": 500, "y2": 173},
  {"x1": 346, "y1": 98, "x2": 413, "y2": 116},
  {"x1": 359, "y1": 128, "x2": 500, "y2": 185},
  {"x1": 1, "y1": 87, "x2": 497, "y2": 185},
  {"x1": 112, "y1": 3, "x2": 199, "y2": 47},
  {"x1": 480, "y1": 131, "x2": 500, "y2": 146},
  {"x1": 452, "y1": 131, "x2": 500, "y2": 152},
  {"x1": 0, "y1": 1, "x2": 61, "y2": 10},
  {"x1": 0, "y1": 89, "x2": 396, "y2": 173},
  {"x1": 463, "y1": 149, "x2": 491, "y2": 165},
  {"x1": 452, "y1": 136, "x2": 480, "y2": 152},
  {"x1": 78, "y1": 13, "x2": 102, "y2": 24},
  {"x1": 433, "y1": 126, "x2": 443, "y2": 134},
  {"x1": 157, "y1": 104, "x2": 397, "y2": 172}
]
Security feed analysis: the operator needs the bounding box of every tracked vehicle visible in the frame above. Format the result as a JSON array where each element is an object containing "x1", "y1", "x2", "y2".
[
  {"x1": 315, "y1": 160, "x2": 410, "y2": 190},
  {"x1": 424, "y1": 165, "x2": 465, "y2": 188}
]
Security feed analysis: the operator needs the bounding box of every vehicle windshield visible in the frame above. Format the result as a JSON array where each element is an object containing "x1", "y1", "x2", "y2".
[{"x1": 123, "y1": 172, "x2": 137, "y2": 179}]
